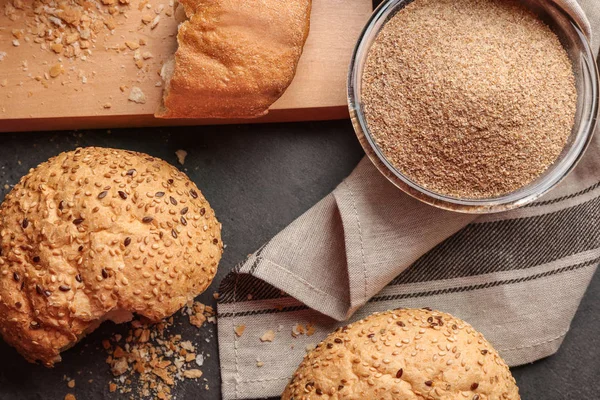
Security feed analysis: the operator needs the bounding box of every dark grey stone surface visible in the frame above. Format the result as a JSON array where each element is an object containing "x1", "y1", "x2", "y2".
[{"x1": 0, "y1": 121, "x2": 597, "y2": 399}]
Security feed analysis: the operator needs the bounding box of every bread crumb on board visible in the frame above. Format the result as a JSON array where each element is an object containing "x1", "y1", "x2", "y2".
[
  {"x1": 128, "y1": 86, "x2": 146, "y2": 104},
  {"x1": 0, "y1": 0, "x2": 176, "y2": 109}
]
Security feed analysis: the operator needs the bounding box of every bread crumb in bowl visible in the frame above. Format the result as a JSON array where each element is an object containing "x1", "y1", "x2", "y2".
[
  {"x1": 282, "y1": 308, "x2": 520, "y2": 399},
  {"x1": 0, "y1": 147, "x2": 222, "y2": 366}
]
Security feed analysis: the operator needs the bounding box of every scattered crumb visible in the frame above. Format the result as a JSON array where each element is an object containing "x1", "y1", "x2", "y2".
[
  {"x1": 183, "y1": 369, "x2": 203, "y2": 379},
  {"x1": 49, "y1": 64, "x2": 64, "y2": 78},
  {"x1": 184, "y1": 301, "x2": 214, "y2": 328},
  {"x1": 306, "y1": 323, "x2": 316, "y2": 337},
  {"x1": 175, "y1": 149, "x2": 187, "y2": 165},
  {"x1": 103, "y1": 103, "x2": 112, "y2": 109},
  {"x1": 305, "y1": 343, "x2": 316, "y2": 352},
  {"x1": 234, "y1": 325, "x2": 246, "y2": 337},
  {"x1": 104, "y1": 315, "x2": 208, "y2": 400},
  {"x1": 111, "y1": 357, "x2": 128, "y2": 376},
  {"x1": 125, "y1": 41, "x2": 140, "y2": 50},
  {"x1": 64, "y1": 395, "x2": 76, "y2": 400},
  {"x1": 195, "y1": 354, "x2": 204, "y2": 367},
  {"x1": 67, "y1": 379, "x2": 75, "y2": 388},
  {"x1": 256, "y1": 361, "x2": 264, "y2": 368},
  {"x1": 292, "y1": 324, "x2": 305, "y2": 338},
  {"x1": 128, "y1": 86, "x2": 146, "y2": 104},
  {"x1": 260, "y1": 330, "x2": 275, "y2": 343},
  {"x1": 51, "y1": 43, "x2": 64, "y2": 54}
]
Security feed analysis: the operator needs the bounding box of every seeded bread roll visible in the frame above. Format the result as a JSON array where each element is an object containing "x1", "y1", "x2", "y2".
[
  {"x1": 282, "y1": 308, "x2": 520, "y2": 399},
  {"x1": 0, "y1": 147, "x2": 222, "y2": 366}
]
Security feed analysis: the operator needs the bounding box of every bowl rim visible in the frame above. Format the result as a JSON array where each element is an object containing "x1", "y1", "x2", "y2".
[{"x1": 347, "y1": 0, "x2": 600, "y2": 214}]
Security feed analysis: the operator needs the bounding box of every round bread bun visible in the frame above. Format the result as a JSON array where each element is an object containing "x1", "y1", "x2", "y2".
[
  {"x1": 282, "y1": 308, "x2": 520, "y2": 399},
  {"x1": 0, "y1": 147, "x2": 222, "y2": 366}
]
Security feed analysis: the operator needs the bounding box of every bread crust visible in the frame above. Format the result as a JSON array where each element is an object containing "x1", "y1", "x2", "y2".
[
  {"x1": 156, "y1": 0, "x2": 312, "y2": 119},
  {"x1": 282, "y1": 308, "x2": 520, "y2": 399},
  {"x1": 0, "y1": 147, "x2": 222, "y2": 366}
]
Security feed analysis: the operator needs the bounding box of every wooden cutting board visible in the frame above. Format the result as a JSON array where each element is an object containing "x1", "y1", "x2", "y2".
[{"x1": 0, "y1": 0, "x2": 372, "y2": 132}]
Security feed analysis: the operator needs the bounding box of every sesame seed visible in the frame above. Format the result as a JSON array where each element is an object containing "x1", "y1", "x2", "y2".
[
  {"x1": 126, "y1": 169, "x2": 136, "y2": 176},
  {"x1": 396, "y1": 368, "x2": 403, "y2": 378},
  {"x1": 190, "y1": 189, "x2": 198, "y2": 199},
  {"x1": 181, "y1": 216, "x2": 187, "y2": 226},
  {"x1": 142, "y1": 216, "x2": 154, "y2": 224},
  {"x1": 169, "y1": 196, "x2": 177, "y2": 205},
  {"x1": 171, "y1": 229, "x2": 178, "y2": 239},
  {"x1": 59, "y1": 285, "x2": 71, "y2": 292},
  {"x1": 425, "y1": 380, "x2": 433, "y2": 387},
  {"x1": 101, "y1": 269, "x2": 109, "y2": 279},
  {"x1": 13, "y1": 272, "x2": 20, "y2": 282},
  {"x1": 199, "y1": 208, "x2": 205, "y2": 216},
  {"x1": 118, "y1": 191, "x2": 128, "y2": 199},
  {"x1": 124, "y1": 237, "x2": 131, "y2": 246},
  {"x1": 36, "y1": 284, "x2": 43, "y2": 295},
  {"x1": 471, "y1": 383, "x2": 479, "y2": 390},
  {"x1": 22, "y1": 218, "x2": 29, "y2": 229},
  {"x1": 98, "y1": 191, "x2": 108, "y2": 199},
  {"x1": 155, "y1": 192, "x2": 165, "y2": 198},
  {"x1": 180, "y1": 207, "x2": 188, "y2": 215},
  {"x1": 75, "y1": 274, "x2": 82, "y2": 283},
  {"x1": 73, "y1": 218, "x2": 84, "y2": 225}
]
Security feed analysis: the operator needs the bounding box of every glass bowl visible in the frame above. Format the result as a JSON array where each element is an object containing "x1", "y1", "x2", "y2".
[{"x1": 348, "y1": 0, "x2": 599, "y2": 213}]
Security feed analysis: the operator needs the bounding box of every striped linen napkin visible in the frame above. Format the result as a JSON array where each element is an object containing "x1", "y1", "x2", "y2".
[{"x1": 217, "y1": 1, "x2": 600, "y2": 398}]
